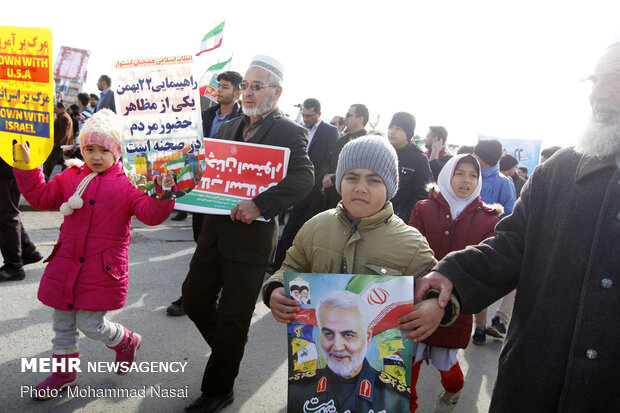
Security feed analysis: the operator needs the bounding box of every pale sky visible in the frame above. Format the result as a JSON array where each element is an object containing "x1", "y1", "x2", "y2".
[{"x1": 3, "y1": 0, "x2": 620, "y2": 148}]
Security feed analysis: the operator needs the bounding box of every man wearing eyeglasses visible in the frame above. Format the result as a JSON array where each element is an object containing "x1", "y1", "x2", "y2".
[
  {"x1": 182, "y1": 55, "x2": 314, "y2": 413},
  {"x1": 414, "y1": 41, "x2": 620, "y2": 412},
  {"x1": 321, "y1": 104, "x2": 369, "y2": 209}
]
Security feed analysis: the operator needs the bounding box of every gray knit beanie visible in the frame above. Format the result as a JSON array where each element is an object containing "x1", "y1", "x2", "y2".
[{"x1": 335, "y1": 135, "x2": 399, "y2": 200}]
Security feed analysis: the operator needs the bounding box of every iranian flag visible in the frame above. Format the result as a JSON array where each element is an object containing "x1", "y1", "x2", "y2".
[
  {"x1": 198, "y1": 56, "x2": 233, "y2": 100},
  {"x1": 346, "y1": 275, "x2": 414, "y2": 336},
  {"x1": 166, "y1": 157, "x2": 195, "y2": 191},
  {"x1": 196, "y1": 21, "x2": 225, "y2": 56}
]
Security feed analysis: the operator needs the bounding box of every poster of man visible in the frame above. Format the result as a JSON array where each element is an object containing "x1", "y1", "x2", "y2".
[
  {"x1": 289, "y1": 277, "x2": 310, "y2": 304},
  {"x1": 284, "y1": 273, "x2": 414, "y2": 413}
]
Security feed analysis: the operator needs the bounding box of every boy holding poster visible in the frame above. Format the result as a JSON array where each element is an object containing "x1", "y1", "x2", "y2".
[{"x1": 262, "y1": 136, "x2": 458, "y2": 412}]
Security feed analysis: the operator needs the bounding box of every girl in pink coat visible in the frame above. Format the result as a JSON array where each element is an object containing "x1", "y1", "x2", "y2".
[{"x1": 14, "y1": 109, "x2": 175, "y2": 400}]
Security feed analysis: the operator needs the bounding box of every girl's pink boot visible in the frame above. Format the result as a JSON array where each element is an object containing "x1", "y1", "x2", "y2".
[
  {"x1": 33, "y1": 352, "x2": 79, "y2": 400},
  {"x1": 107, "y1": 327, "x2": 142, "y2": 375}
]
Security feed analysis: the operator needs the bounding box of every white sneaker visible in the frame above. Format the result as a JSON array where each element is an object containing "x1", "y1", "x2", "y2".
[{"x1": 434, "y1": 390, "x2": 461, "y2": 413}]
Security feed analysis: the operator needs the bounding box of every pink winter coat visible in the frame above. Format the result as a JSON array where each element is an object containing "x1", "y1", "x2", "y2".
[{"x1": 14, "y1": 161, "x2": 174, "y2": 311}]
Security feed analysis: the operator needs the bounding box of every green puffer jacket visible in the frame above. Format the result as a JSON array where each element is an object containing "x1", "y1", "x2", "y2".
[{"x1": 262, "y1": 202, "x2": 458, "y2": 324}]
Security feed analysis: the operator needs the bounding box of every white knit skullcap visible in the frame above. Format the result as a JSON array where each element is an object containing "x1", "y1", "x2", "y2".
[{"x1": 249, "y1": 55, "x2": 284, "y2": 82}]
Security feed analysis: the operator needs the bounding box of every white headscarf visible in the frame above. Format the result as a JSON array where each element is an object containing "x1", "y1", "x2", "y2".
[{"x1": 437, "y1": 154, "x2": 482, "y2": 220}]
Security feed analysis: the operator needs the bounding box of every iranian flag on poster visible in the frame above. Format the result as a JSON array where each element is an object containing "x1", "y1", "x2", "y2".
[
  {"x1": 346, "y1": 275, "x2": 414, "y2": 335},
  {"x1": 285, "y1": 274, "x2": 414, "y2": 336}
]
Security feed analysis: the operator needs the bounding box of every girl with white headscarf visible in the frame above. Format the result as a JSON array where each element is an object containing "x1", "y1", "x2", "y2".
[{"x1": 407, "y1": 154, "x2": 503, "y2": 412}]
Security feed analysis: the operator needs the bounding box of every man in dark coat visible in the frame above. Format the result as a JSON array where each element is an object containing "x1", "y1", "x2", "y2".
[
  {"x1": 387, "y1": 112, "x2": 433, "y2": 222},
  {"x1": 499, "y1": 153, "x2": 526, "y2": 198},
  {"x1": 95, "y1": 75, "x2": 116, "y2": 113},
  {"x1": 182, "y1": 55, "x2": 314, "y2": 413},
  {"x1": 0, "y1": 158, "x2": 43, "y2": 281},
  {"x1": 425, "y1": 125, "x2": 452, "y2": 180},
  {"x1": 272, "y1": 98, "x2": 338, "y2": 271},
  {"x1": 43, "y1": 102, "x2": 73, "y2": 180},
  {"x1": 166, "y1": 71, "x2": 243, "y2": 316},
  {"x1": 321, "y1": 103, "x2": 368, "y2": 209},
  {"x1": 415, "y1": 41, "x2": 620, "y2": 412}
]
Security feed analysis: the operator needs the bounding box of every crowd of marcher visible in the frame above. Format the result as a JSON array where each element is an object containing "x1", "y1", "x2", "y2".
[{"x1": 2, "y1": 40, "x2": 620, "y2": 413}]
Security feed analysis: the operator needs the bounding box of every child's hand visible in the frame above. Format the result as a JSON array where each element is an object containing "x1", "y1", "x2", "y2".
[
  {"x1": 398, "y1": 298, "x2": 444, "y2": 341},
  {"x1": 269, "y1": 287, "x2": 300, "y2": 324},
  {"x1": 161, "y1": 171, "x2": 175, "y2": 189},
  {"x1": 18, "y1": 143, "x2": 30, "y2": 164},
  {"x1": 156, "y1": 171, "x2": 175, "y2": 189}
]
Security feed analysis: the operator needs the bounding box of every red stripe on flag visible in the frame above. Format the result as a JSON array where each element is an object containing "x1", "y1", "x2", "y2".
[
  {"x1": 369, "y1": 301, "x2": 414, "y2": 335},
  {"x1": 195, "y1": 38, "x2": 223, "y2": 57}
]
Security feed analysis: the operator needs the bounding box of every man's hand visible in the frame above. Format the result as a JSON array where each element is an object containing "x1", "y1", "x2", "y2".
[
  {"x1": 414, "y1": 271, "x2": 454, "y2": 308},
  {"x1": 429, "y1": 138, "x2": 443, "y2": 160},
  {"x1": 269, "y1": 287, "x2": 300, "y2": 323},
  {"x1": 398, "y1": 298, "x2": 443, "y2": 341},
  {"x1": 321, "y1": 173, "x2": 335, "y2": 191},
  {"x1": 230, "y1": 200, "x2": 261, "y2": 224}
]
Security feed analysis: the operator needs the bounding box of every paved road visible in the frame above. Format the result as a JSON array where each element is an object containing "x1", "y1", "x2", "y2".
[{"x1": 0, "y1": 208, "x2": 502, "y2": 412}]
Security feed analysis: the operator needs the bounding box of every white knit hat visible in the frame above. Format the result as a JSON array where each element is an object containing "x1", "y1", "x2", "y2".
[
  {"x1": 249, "y1": 55, "x2": 284, "y2": 82},
  {"x1": 79, "y1": 108, "x2": 122, "y2": 160}
]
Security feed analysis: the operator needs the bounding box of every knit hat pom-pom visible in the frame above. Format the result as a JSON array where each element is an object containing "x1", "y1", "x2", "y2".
[
  {"x1": 60, "y1": 202, "x2": 74, "y2": 216},
  {"x1": 68, "y1": 195, "x2": 84, "y2": 209}
]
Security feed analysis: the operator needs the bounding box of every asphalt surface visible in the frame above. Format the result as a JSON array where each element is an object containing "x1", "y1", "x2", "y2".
[{"x1": 0, "y1": 205, "x2": 502, "y2": 413}]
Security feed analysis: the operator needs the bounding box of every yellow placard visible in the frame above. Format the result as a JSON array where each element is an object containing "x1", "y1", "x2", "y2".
[
  {"x1": 134, "y1": 156, "x2": 147, "y2": 175},
  {"x1": 0, "y1": 27, "x2": 53, "y2": 169}
]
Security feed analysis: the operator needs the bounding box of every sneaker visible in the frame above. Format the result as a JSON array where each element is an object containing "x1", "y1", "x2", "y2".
[
  {"x1": 166, "y1": 297, "x2": 186, "y2": 316},
  {"x1": 171, "y1": 211, "x2": 188, "y2": 221},
  {"x1": 434, "y1": 390, "x2": 461, "y2": 413},
  {"x1": 472, "y1": 326, "x2": 486, "y2": 345},
  {"x1": 0, "y1": 265, "x2": 25, "y2": 281},
  {"x1": 22, "y1": 251, "x2": 44, "y2": 266},
  {"x1": 486, "y1": 316, "x2": 506, "y2": 338}
]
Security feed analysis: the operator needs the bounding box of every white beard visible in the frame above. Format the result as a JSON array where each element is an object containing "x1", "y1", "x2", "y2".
[
  {"x1": 324, "y1": 347, "x2": 366, "y2": 378},
  {"x1": 576, "y1": 102, "x2": 620, "y2": 156},
  {"x1": 242, "y1": 89, "x2": 276, "y2": 117}
]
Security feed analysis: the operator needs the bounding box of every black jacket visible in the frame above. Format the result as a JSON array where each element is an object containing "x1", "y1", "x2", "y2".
[
  {"x1": 436, "y1": 148, "x2": 620, "y2": 412},
  {"x1": 322, "y1": 128, "x2": 367, "y2": 209},
  {"x1": 0, "y1": 158, "x2": 14, "y2": 179},
  {"x1": 391, "y1": 141, "x2": 433, "y2": 222},
  {"x1": 201, "y1": 102, "x2": 242, "y2": 138}
]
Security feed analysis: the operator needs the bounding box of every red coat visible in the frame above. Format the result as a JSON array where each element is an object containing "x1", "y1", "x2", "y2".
[
  {"x1": 15, "y1": 162, "x2": 174, "y2": 311},
  {"x1": 409, "y1": 187, "x2": 501, "y2": 348}
]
